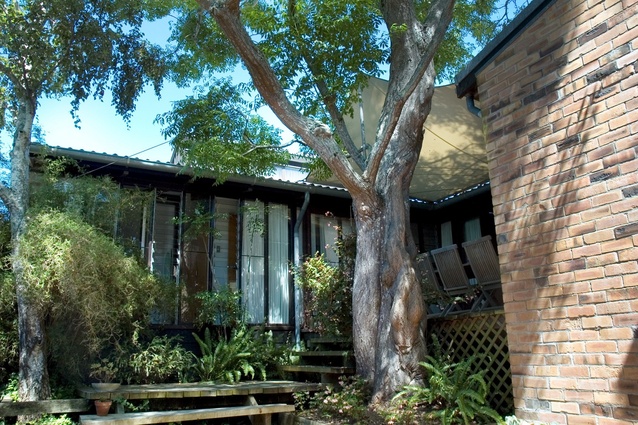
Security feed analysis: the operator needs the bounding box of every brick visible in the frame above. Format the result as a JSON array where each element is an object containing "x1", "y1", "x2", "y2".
[
  {"x1": 585, "y1": 252, "x2": 619, "y2": 267},
  {"x1": 614, "y1": 223, "x2": 638, "y2": 239},
  {"x1": 596, "y1": 301, "x2": 632, "y2": 315},
  {"x1": 574, "y1": 378, "x2": 609, "y2": 391},
  {"x1": 552, "y1": 401, "x2": 581, "y2": 414},
  {"x1": 593, "y1": 391, "x2": 628, "y2": 405},
  {"x1": 591, "y1": 277, "x2": 624, "y2": 291},
  {"x1": 585, "y1": 340, "x2": 618, "y2": 352},
  {"x1": 566, "y1": 305, "x2": 596, "y2": 318},
  {"x1": 582, "y1": 315, "x2": 613, "y2": 328},
  {"x1": 601, "y1": 326, "x2": 635, "y2": 341},
  {"x1": 578, "y1": 291, "x2": 607, "y2": 304}
]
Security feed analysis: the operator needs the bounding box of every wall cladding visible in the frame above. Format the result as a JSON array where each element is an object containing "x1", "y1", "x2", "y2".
[{"x1": 477, "y1": 0, "x2": 638, "y2": 422}]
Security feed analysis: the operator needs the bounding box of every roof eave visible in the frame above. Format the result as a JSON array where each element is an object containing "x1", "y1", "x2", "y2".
[
  {"x1": 31, "y1": 144, "x2": 353, "y2": 199},
  {"x1": 455, "y1": 0, "x2": 557, "y2": 98}
]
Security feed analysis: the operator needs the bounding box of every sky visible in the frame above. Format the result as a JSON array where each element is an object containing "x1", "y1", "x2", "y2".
[
  {"x1": 34, "y1": 70, "x2": 296, "y2": 164},
  {"x1": 25, "y1": 18, "x2": 294, "y2": 164}
]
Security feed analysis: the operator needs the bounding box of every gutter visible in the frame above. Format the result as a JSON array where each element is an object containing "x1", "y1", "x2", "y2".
[
  {"x1": 455, "y1": 0, "x2": 557, "y2": 99},
  {"x1": 33, "y1": 145, "x2": 353, "y2": 199}
]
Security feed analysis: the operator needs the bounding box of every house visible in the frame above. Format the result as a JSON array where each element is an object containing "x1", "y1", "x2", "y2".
[
  {"x1": 456, "y1": 0, "x2": 638, "y2": 422},
  {"x1": 30, "y1": 78, "x2": 495, "y2": 333}
]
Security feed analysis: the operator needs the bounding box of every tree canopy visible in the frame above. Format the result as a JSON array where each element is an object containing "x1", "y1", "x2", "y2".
[
  {"x1": 0, "y1": 0, "x2": 168, "y2": 402},
  {"x1": 162, "y1": 0, "x2": 527, "y2": 177},
  {"x1": 157, "y1": 0, "x2": 529, "y2": 402}
]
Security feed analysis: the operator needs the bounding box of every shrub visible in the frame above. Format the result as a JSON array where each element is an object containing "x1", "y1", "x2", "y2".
[
  {"x1": 389, "y1": 336, "x2": 505, "y2": 425},
  {"x1": 0, "y1": 272, "x2": 17, "y2": 384},
  {"x1": 193, "y1": 288, "x2": 244, "y2": 332},
  {"x1": 192, "y1": 326, "x2": 260, "y2": 383},
  {"x1": 295, "y1": 230, "x2": 355, "y2": 337},
  {"x1": 18, "y1": 211, "x2": 169, "y2": 382},
  {"x1": 128, "y1": 335, "x2": 193, "y2": 384},
  {"x1": 191, "y1": 325, "x2": 285, "y2": 383}
]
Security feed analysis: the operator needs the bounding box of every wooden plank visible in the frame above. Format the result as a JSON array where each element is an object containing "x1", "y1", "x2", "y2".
[
  {"x1": 79, "y1": 381, "x2": 325, "y2": 400},
  {"x1": 80, "y1": 404, "x2": 295, "y2": 425},
  {"x1": 293, "y1": 351, "x2": 353, "y2": 357},
  {"x1": 1, "y1": 399, "x2": 90, "y2": 417},
  {"x1": 280, "y1": 365, "x2": 355, "y2": 374}
]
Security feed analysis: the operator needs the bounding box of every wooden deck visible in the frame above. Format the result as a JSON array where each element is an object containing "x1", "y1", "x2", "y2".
[
  {"x1": 78, "y1": 381, "x2": 324, "y2": 400},
  {"x1": 80, "y1": 404, "x2": 295, "y2": 425}
]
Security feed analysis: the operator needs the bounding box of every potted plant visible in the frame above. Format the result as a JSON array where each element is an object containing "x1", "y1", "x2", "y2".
[
  {"x1": 90, "y1": 358, "x2": 121, "y2": 391},
  {"x1": 94, "y1": 399, "x2": 113, "y2": 416}
]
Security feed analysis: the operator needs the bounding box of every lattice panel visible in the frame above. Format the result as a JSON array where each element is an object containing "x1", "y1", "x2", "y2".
[{"x1": 428, "y1": 310, "x2": 513, "y2": 415}]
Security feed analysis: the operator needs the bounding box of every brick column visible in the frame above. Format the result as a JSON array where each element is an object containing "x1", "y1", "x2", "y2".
[{"x1": 476, "y1": 0, "x2": 638, "y2": 422}]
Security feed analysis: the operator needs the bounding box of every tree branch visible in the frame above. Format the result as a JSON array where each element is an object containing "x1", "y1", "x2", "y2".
[
  {"x1": 242, "y1": 140, "x2": 296, "y2": 156},
  {"x1": 198, "y1": 0, "x2": 367, "y2": 194},
  {"x1": 0, "y1": 183, "x2": 17, "y2": 214},
  {"x1": 0, "y1": 60, "x2": 26, "y2": 98},
  {"x1": 365, "y1": 0, "x2": 455, "y2": 184},
  {"x1": 286, "y1": 0, "x2": 365, "y2": 170},
  {"x1": 303, "y1": 59, "x2": 367, "y2": 171}
]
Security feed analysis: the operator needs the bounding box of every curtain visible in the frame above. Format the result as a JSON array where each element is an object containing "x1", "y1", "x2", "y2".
[
  {"x1": 268, "y1": 203, "x2": 290, "y2": 324},
  {"x1": 441, "y1": 221, "x2": 453, "y2": 247},
  {"x1": 241, "y1": 201, "x2": 265, "y2": 323},
  {"x1": 311, "y1": 214, "x2": 353, "y2": 265},
  {"x1": 464, "y1": 217, "x2": 482, "y2": 242}
]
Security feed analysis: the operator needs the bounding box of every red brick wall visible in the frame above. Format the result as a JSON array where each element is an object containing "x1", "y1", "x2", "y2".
[{"x1": 476, "y1": 0, "x2": 638, "y2": 422}]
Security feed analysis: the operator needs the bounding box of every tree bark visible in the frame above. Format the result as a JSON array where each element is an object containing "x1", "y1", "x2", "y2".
[
  {"x1": 201, "y1": 0, "x2": 454, "y2": 402},
  {"x1": 9, "y1": 96, "x2": 51, "y2": 403}
]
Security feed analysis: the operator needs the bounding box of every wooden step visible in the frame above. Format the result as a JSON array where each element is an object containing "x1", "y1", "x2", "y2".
[
  {"x1": 1, "y1": 399, "x2": 90, "y2": 417},
  {"x1": 293, "y1": 350, "x2": 352, "y2": 357},
  {"x1": 281, "y1": 365, "x2": 355, "y2": 374},
  {"x1": 281, "y1": 365, "x2": 355, "y2": 384},
  {"x1": 305, "y1": 336, "x2": 352, "y2": 350},
  {"x1": 292, "y1": 351, "x2": 355, "y2": 367},
  {"x1": 80, "y1": 404, "x2": 294, "y2": 425}
]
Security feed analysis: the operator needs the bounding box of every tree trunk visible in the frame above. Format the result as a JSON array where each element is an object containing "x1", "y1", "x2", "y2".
[
  {"x1": 352, "y1": 187, "x2": 427, "y2": 403},
  {"x1": 9, "y1": 97, "x2": 51, "y2": 403}
]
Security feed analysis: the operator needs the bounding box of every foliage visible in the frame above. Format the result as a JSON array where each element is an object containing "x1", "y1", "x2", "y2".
[
  {"x1": 194, "y1": 288, "x2": 244, "y2": 332},
  {"x1": 389, "y1": 336, "x2": 504, "y2": 425},
  {"x1": 295, "y1": 229, "x2": 355, "y2": 337},
  {"x1": 0, "y1": 0, "x2": 167, "y2": 401},
  {"x1": 0, "y1": 0, "x2": 166, "y2": 126},
  {"x1": 128, "y1": 335, "x2": 193, "y2": 384},
  {"x1": 18, "y1": 211, "x2": 168, "y2": 382},
  {"x1": 157, "y1": 79, "x2": 291, "y2": 182},
  {"x1": 113, "y1": 397, "x2": 150, "y2": 413},
  {"x1": 89, "y1": 359, "x2": 119, "y2": 383},
  {"x1": 191, "y1": 325, "x2": 285, "y2": 383},
  {"x1": 0, "y1": 373, "x2": 19, "y2": 402},
  {"x1": 30, "y1": 155, "x2": 155, "y2": 257},
  {"x1": 162, "y1": 0, "x2": 528, "y2": 173},
  {"x1": 0, "y1": 217, "x2": 16, "y2": 384},
  {"x1": 21, "y1": 414, "x2": 76, "y2": 425},
  {"x1": 192, "y1": 327, "x2": 257, "y2": 383},
  {"x1": 308, "y1": 376, "x2": 372, "y2": 423},
  {"x1": 0, "y1": 271, "x2": 17, "y2": 384}
]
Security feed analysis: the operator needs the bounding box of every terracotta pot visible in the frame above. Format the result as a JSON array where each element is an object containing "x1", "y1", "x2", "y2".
[{"x1": 95, "y1": 400, "x2": 112, "y2": 416}]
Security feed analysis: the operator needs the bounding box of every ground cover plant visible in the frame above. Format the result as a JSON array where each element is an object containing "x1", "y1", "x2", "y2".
[{"x1": 386, "y1": 336, "x2": 504, "y2": 425}]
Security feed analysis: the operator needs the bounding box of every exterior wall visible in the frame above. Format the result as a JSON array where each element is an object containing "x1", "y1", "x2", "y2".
[{"x1": 476, "y1": 0, "x2": 638, "y2": 423}]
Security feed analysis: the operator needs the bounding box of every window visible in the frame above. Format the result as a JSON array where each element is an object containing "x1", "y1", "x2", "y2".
[{"x1": 310, "y1": 213, "x2": 353, "y2": 265}]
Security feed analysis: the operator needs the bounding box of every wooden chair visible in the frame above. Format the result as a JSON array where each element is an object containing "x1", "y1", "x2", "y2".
[
  {"x1": 429, "y1": 244, "x2": 476, "y2": 315},
  {"x1": 415, "y1": 253, "x2": 445, "y2": 317},
  {"x1": 462, "y1": 235, "x2": 503, "y2": 310}
]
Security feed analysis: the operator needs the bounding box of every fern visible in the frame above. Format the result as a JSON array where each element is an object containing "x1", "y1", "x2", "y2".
[
  {"x1": 393, "y1": 335, "x2": 505, "y2": 425},
  {"x1": 191, "y1": 326, "x2": 266, "y2": 383}
]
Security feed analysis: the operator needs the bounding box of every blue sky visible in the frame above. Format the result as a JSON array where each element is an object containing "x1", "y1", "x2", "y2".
[{"x1": 31, "y1": 17, "x2": 293, "y2": 164}]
